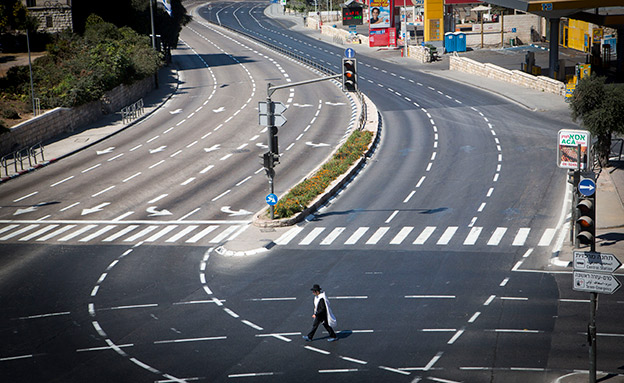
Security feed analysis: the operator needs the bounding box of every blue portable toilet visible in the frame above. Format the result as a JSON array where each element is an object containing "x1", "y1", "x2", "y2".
[
  {"x1": 454, "y1": 32, "x2": 466, "y2": 52},
  {"x1": 444, "y1": 32, "x2": 456, "y2": 53}
]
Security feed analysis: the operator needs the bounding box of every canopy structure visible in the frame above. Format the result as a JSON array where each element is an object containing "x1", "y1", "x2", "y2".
[{"x1": 485, "y1": 0, "x2": 624, "y2": 77}]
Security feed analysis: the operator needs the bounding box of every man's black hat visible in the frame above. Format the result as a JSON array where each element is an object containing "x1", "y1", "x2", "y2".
[{"x1": 311, "y1": 284, "x2": 321, "y2": 292}]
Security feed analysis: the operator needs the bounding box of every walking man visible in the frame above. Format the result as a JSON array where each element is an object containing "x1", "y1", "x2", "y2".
[{"x1": 303, "y1": 284, "x2": 338, "y2": 342}]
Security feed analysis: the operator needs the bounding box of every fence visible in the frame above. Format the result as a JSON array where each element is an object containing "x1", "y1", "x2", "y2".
[
  {"x1": 121, "y1": 98, "x2": 144, "y2": 124},
  {"x1": 1, "y1": 142, "x2": 44, "y2": 178}
]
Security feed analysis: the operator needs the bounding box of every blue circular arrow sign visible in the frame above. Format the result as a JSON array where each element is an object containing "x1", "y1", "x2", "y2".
[
  {"x1": 578, "y1": 178, "x2": 596, "y2": 196},
  {"x1": 266, "y1": 193, "x2": 278, "y2": 206},
  {"x1": 344, "y1": 48, "x2": 355, "y2": 58}
]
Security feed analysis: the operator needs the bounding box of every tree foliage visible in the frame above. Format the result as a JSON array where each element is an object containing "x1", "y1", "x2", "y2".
[
  {"x1": 569, "y1": 76, "x2": 624, "y2": 167},
  {"x1": 0, "y1": 18, "x2": 162, "y2": 108},
  {"x1": 0, "y1": 0, "x2": 38, "y2": 32}
]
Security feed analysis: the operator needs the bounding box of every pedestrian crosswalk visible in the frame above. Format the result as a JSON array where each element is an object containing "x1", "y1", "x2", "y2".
[
  {"x1": 0, "y1": 222, "x2": 249, "y2": 246},
  {"x1": 274, "y1": 225, "x2": 558, "y2": 248}
]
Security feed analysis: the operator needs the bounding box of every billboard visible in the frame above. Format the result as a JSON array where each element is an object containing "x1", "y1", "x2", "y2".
[
  {"x1": 558, "y1": 129, "x2": 591, "y2": 170},
  {"x1": 369, "y1": 0, "x2": 391, "y2": 28}
]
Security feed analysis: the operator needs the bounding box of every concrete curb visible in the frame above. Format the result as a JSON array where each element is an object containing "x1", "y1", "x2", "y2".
[
  {"x1": 252, "y1": 92, "x2": 381, "y2": 228},
  {"x1": 0, "y1": 66, "x2": 179, "y2": 184}
]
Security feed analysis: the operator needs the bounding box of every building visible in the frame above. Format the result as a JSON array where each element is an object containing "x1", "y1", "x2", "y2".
[{"x1": 22, "y1": 0, "x2": 73, "y2": 33}]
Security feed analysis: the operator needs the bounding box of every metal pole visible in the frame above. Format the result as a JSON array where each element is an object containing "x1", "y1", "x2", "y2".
[
  {"x1": 501, "y1": 11, "x2": 504, "y2": 48},
  {"x1": 480, "y1": 12, "x2": 484, "y2": 48},
  {"x1": 26, "y1": 29, "x2": 36, "y2": 117},
  {"x1": 589, "y1": 292, "x2": 597, "y2": 383},
  {"x1": 267, "y1": 84, "x2": 275, "y2": 220},
  {"x1": 150, "y1": 0, "x2": 156, "y2": 50}
]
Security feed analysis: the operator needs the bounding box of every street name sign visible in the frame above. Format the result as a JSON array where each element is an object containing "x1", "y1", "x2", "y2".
[
  {"x1": 574, "y1": 251, "x2": 622, "y2": 273},
  {"x1": 573, "y1": 271, "x2": 621, "y2": 294},
  {"x1": 578, "y1": 178, "x2": 596, "y2": 197}
]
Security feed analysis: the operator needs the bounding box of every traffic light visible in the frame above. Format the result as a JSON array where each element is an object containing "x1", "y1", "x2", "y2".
[
  {"x1": 576, "y1": 195, "x2": 595, "y2": 247},
  {"x1": 342, "y1": 58, "x2": 357, "y2": 92}
]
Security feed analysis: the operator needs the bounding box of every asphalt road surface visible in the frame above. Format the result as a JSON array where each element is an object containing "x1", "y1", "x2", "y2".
[{"x1": 1, "y1": 1, "x2": 623, "y2": 382}]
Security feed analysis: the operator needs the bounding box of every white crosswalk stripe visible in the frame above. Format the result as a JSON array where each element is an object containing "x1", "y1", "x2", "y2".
[
  {"x1": 0, "y1": 223, "x2": 557, "y2": 248},
  {"x1": 273, "y1": 225, "x2": 557, "y2": 248}
]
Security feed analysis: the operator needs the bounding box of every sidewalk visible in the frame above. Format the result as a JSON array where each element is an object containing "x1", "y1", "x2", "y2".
[{"x1": 0, "y1": 66, "x2": 178, "y2": 182}]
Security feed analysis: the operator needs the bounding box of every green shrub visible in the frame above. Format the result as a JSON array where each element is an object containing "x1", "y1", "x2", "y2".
[{"x1": 273, "y1": 130, "x2": 373, "y2": 218}]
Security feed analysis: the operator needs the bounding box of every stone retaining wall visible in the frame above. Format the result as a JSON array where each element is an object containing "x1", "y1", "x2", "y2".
[
  {"x1": 0, "y1": 75, "x2": 155, "y2": 157},
  {"x1": 449, "y1": 55, "x2": 565, "y2": 96}
]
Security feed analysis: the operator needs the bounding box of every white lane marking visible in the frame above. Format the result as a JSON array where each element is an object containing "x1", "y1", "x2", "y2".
[
  {"x1": 166, "y1": 225, "x2": 198, "y2": 242},
  {"x1": 390, "y1": 227, "x2": 414, "y2": 245},
  {"x1": 385, "y1": 211, "x2": 399, "y2": 223},
  {"x1": 51, "y1": 176, "x2": 74, "y2": 187},
  {"x1": 344, "y1": 227, "x2": 369, "y2": 245},
  {"x1": 300, "y1": 227, "x2": 325, "y2": 245},
  {"x1": 437, "y1": 226, "x2": 458, "y2": 245},
  {"x1": 274, "y1": 227, "x2": 304, "y2": 245},
  {"x1": 210, "y1": 225, "x2": 239, "y2": 243},
  {"x1": 122, "y1": 172, "x2": 141, "y2": 183},
  {"x1": 82, "y1": 164, "x2": 101, "y2": 173},
  {"x1": 416, "y1": 176, "x2": 425, "y2": 188},
  {"x1": 413, "y1": 226, "x2": 436, "y2": 245},
  {"x1": 405, "y1": 295, "x2": 455, "y2": 299},
  {"x1": 212, "y1": 190, "x2": 231, "y2": 201},
  {"x1": 58, "y1": 225, "x2": 97, "y2": 241},
  {"x1": 366, "y1": 227, "x2": 389, "y2": 245},
  {"x1": 403, "y1": 190, "x2": 416, "y2": 203},
  {"x1": 448, "y1": 329, "x2": 465, "y2": 344},
  {"x1": 79, "y1": 225, "x2": 118, "y2": 242},
  {"x1": 487, "y1": 227, "x2": 507, "y2": 246},
  {"x1": 512, "y1": 228, "x2": 530, "y2": 246},
  {"x1": 424, "y1": 352, "x2": 443, "y2": 371},
  {"x1": 181, "y1": 177, "x2": 196, "y2": 186},
  {"x1": 179, "y1": 208, "x2": 200, "y2": 221},
  {"x1": 37, "y1": 225, "x2": 76, "y2": 241},
  {"x1": 340, "y1": 356, "x2": 368, "y2": 364},
  {"x1": 463, "y1": 227, "x2": 482, "y2": 245},
  {"x1": 149, "y1": 160, "x2": 165, "y2": 169},
  {"x1": 91, "y1": 186, "x2": 115, "y2": 197},
  {"x1": 144, "y1": 225, "x2": 178, "y2": 242},
  {"x1": 468, "y1": 312, "x2": 481, "y2": 323},
  {"x1": 154, "y1": 336, "x2": 226, "y2": 344},
  {"x1": 320, "y1": 227, "x2": 345, "y2": 245},
  {"x1": 149, "y1": 194, "x2": 168, "y2": 204},
  {"x1": 228, "y1": 372, "x2": 274, "y2": 378},
  {"x1": 305, "y1": 346, "x2": 330, "y2": 355},
  {"x1": 484, "y1": 295, "x2": 496, "y2": 305},
  {"x1": 379, "y1": 366, "x2": 410, "y2": 375},
  {"x1": 124, "y1": 226, "x2": 159, "y2": 242},
  {"x1": 102, "y1": 225, "x2": 139, "y2": 242},
  {"x1": 241, "y1": 320, "x2": 263, "y2": 330},
  {"x1": 18, "y1": 225, "x2": 59, "y2": 241},
  {"x1": 200, "y1": 165, "x2": 214, "y2": 174},
  {"x1": 538, "y1": 228, "x2": 556, "y2": 246},
  {"x1": 186, "y1": 225, "x2": 218, "y2": 243}
]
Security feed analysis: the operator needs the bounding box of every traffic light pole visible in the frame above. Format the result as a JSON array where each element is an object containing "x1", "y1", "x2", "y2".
[{"x1": 263, "y1": 75, "x2": 341, "y2": 219}]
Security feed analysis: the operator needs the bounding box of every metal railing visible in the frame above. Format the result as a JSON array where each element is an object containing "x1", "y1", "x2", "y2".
[
  {"x1": 1, "y1": 142, "x2": 45, "y2": 177},
  {"x1": 121, "y1": 98, "x2": 145, "y2": 124}
]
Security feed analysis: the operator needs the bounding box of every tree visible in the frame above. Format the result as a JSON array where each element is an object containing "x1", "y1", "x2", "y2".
[{"x1": 569, "y1": 76, "x2": 624, "y2": 167}]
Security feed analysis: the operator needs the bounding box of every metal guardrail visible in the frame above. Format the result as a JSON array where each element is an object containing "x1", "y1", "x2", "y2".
[
  {"x1": 611, "y1": 138, "x2": 623, "y2": 162},
  {"x1": 121, "y1": 98, "x2": 145, "y2": 124},
  {"x1": 1, "y1": 142, "x2": 45, "y2": 177},
  {"x1": 213, "y1": 21, "x2": 367, "y2": 131}
]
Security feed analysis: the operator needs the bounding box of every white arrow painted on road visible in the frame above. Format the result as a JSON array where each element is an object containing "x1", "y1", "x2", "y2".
[
  {"x1": 96, "y1": 147, "x2": 115, "y2": 155},
  {"x1": 325, "y1": 102, "x2": 346, "y2": 106},
  {"x1": 306, "y1": 142, "x2": 330, "y2": 148},
  {"x1": 14, "y1": 206, "x2": 37, "y2": 216},
  {"x1": 221, "y1": 206, "x2": 252, "y2": 216},
  {"x1": 146, "y1": 206, "x2": 173, "y2": 217},
  {"x1": 213, "y1": 107, "x2": 225, "y2": 113},
  {"x1": 81, "y1": 202, "x2": 111, "y2": 216},
  {"x1": 149, "y1": 146, "x2": 167, "y2": 154},
  {"x1": 204, "y1": 144, "x2": 221, "y2": 153},
  {"x1": 256, "y1": 143, "x2": 268, "y2": 149},
  {"x1": 293, "y1": 103, "x2": 313, "y2": 108},
  {"x1": 170, "y1": 108, "x2": 183, "y2": 114}
]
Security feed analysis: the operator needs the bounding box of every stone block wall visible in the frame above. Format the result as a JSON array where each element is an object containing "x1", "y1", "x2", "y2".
[
  {"x1": 449, "y1": 55, "x2": 565, "y2": 96},
  {"x1": 0, "y1": 75, "x2": 155, "y2": 156}
]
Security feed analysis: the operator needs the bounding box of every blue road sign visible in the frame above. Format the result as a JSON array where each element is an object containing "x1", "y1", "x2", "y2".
[
  {"x1": 266, "y1": 193, "x2": 278, "y2": 205},
  {"x1": 578, "y1": 178, "x2": 596, "y2": 196},
  {"x1": 344, "y1": 48, "x2": 355, "y2": 58}
]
